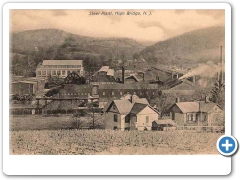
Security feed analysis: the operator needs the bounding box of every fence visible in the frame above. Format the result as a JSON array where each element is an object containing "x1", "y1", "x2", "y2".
[
  {"x1": 10, "y1": 108, "x2": 103, "y2": 116},
  {"x1": 176, "y1": 126, "x2": 224, "y2": 132}
]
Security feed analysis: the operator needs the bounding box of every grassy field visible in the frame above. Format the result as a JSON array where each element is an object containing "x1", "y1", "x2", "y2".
[
  {"x1": 10, "y1": 115, "x2": 73, "y2": 131},
  {"x1": 10, "y1": 129, "x2": 222, "y2": 155},
  {"x1": 10, "y1": 114, "x2": 104, "y2": 131}
]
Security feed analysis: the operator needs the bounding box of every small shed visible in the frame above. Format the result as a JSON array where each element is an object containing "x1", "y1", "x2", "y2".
[{"x1": 152, "y1": 119, "x2": 176, "y2": 131}]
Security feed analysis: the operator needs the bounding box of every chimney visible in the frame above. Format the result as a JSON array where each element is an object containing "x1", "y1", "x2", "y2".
[
  {"x1": 176, "y1": 97, "x2": 180, "y2": 103},
  {"x1": 122, "y1": 66, "x2": 125, "y2": 84},
  {"x1": 142, "y1": 73, "x2": 145, "y2": 82}
]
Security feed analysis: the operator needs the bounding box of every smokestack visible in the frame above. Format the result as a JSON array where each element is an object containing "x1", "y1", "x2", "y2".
[
  {"x1": 220, "y1": 46, "x2": 224, "y2": 84},
  {"x1": 122, "y1": 66, "x2": 125, "y2": 84},
  {"x1": 143, "y1": 73, "x2": 145, "y2": 82},
  {"x1": 176, "y1": 97, "x2": 180, "y2": 103}
]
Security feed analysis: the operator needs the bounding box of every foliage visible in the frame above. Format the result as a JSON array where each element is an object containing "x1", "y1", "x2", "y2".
[
  {"x1": 210, "y1": 80, "x2": 225, "y2": 108},
  {"x1": 12, "y1": 94, "x2": 33, "y2": 101}
]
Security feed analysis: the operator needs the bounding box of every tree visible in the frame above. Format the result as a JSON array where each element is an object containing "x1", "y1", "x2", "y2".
[
  {"x1": 71, "y1": 111, "x2": 86, "y2": 129},
  {"x1": 210, "y1": 79, "x2": 225, "y2": 108},
  {"x1": 87, "y1": 100, "x2": 103, "y2": 129}
]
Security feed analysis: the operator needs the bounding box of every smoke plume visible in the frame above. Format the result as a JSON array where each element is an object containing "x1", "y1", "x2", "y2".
[{"x1": 179, "y1": 62, "x2": 224, "y2": 80}]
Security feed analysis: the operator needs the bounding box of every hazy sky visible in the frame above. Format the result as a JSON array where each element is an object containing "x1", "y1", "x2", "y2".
[{"x1": 10, "y1": 9, "x2": 224, "y2": 42}]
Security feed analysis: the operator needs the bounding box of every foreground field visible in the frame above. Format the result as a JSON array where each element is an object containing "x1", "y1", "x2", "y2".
[{"x1": 10, "y1": 130, "x2": 222, "y2": 155}]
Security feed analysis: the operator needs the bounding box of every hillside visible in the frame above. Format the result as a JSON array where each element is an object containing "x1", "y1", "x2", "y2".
[
  {"x1": 139, "y1": 26, "x2": 225, "y2": 68},
  {"x1": 10, "y1": 28, "x2": 145, "y2": 60}
]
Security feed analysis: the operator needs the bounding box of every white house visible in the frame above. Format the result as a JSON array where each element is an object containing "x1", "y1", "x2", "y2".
[
  {"x1": 36, "y1": 60, "x2": 84, "y2": 78},
  {"x1": 103, "y1": 96, "x2": 160, "y2": 131}
]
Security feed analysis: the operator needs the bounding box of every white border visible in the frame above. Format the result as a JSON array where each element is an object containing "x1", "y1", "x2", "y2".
[{"x1": 3, "y1": 3, "x2": 232, "y2": 175}]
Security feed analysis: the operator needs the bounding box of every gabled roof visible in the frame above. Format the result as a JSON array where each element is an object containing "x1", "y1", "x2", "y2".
[
  {"x1": 130, "y1": 103, "x2": 148, "y2": 114},
  {"x1": 199, "y1": 102, "x2": 220, "y2": 112},
  {"x1": 125, "y1": 74, "x2": 142, "y2": 82},
  {"x1": 170, "y1": 101, "x2": 221, "y2": 113},
  {"x1": 154, "y1": 119, "x2": 176, "y2": 126},
  {"x1": 103, "y1": 99, "x2": 133, "y2": 114},
  {"x1": 130, "y1": 103, "x2": 161, "y2": 115},
  {"x1": 99, "y1": 66, "x2": 109, "y2": 72},
  {"x1": 132, "y1": 98, "x2": 149, "y2": 105},
  {"x1": 175, "y1": 102, "x2": 199, "y2": 113},
  {"x1": 42, "y1": 60, "x2": 83, "y2": 65}
]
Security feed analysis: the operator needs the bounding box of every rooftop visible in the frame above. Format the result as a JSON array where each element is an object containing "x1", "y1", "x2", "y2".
[
  {"x1": 42, "y1": 60, "x2": 83, "y2": 66},
  {"x1": 172, "y1": 101, "x2": 220, "y2": 113},
  {"x1": 99, "y1": 83, "x2": 158, "y2": 90},
  {"x1": 154, "y1": 119, "x2": 176, "y2": 126}
]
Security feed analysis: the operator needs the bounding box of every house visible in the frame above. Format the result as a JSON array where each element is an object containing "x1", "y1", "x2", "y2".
[
  {"x1": 91, "y1": 66, "x2": 116, "y2": 84},
  {"x1": 168, "y1": 98, "x2": 224, "y2": 127},
  {"x1": 103, "y1": 96, "x2": 160, "y2": 131},
  {"x1": 11, "y1": 77, "x2": 46, "y2": 96},
  {"x1": 36, "y1": 60, "x2": 84, "y2": 78},
  {"x1": 152, "y1": 119, "x2": 176, "y2": 131}
]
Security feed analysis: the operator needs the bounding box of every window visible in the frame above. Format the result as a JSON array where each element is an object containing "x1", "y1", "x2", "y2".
[
  {"x1": 133, "y1": 92, "x2": 136, "y2": 95},
  {"x1": 114, "y1": 126, "x2": 118, "y2": 130},
  {"x1": 125, "y1": 115, "x2": 130, "y2": 123},
  {"x1": 114, "y1": 114, "x2": 118, "y2": 122},
  {"x1": 37, "y1": 71, "x2": 41, "y2": 76},
  {"x1": 188, "y1": 114, "x2": 194, "y2": 121},
  {"x1": 62, "y1": 70, "x2": 66, "y2": 75},
  {"x1": 57, "y1": 71, "x2": 61, "y2": 75},
  {"x1": 47, "y1": 71, "x2": 51, "y2": 76},
  {"x1": 112, "y1": 92, "x2": 114, "y2": 96},
  {"x1": 125, "y1": 127, "x2": 130, "y2": 131},
  {"x1": 67, "y1": 71, "x2": 70, "y2": 75},
  {"x1": 146, "y1": 116, "x2": 149, "y2": 123},
  {"x1": 52, "y1": 71, "x2": 56, "y2": 75},
  {"x1": 153, "y1": 92, "x2": 155, "y2": 95},
  {"x1": 103, "y1": 92, "x2": 105, "y2": 96},
  {"x1": 42, "y1": 71, "x2": 46, "y2": 76},
  {"x1": 77, "y1": 70, "x2": 80, "y2": 74},
  {"x1": 120, "y1": 91, "x2": 122, "y2": 95}
]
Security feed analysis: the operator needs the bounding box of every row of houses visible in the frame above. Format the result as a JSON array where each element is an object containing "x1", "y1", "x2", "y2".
[{"x1": 103, "y1": 96, "x2": 224, "y2": 131}]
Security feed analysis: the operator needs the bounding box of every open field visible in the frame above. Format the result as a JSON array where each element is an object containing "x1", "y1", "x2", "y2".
[
  {"x1": 10, "y1": 130, "x2": 222, "y2": 155},
  {"x1": 10, "y1": 115, "x2": 73, "y2": 131},
  {"x1": 10, "y1": 114, "x2": 104, "y2": 131}
]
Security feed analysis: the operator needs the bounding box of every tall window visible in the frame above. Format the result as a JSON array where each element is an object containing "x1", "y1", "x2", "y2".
[
  {"x1": 37, "y1": 71, "x2": 41, "y2": 76},
  {"x1": 120, "y1": 91, "x2": 122, "y2": 95},
  {"x1": 57, "y1": 71, "x2": 61, "y2": 75},
  {"x1": 103, "y1": 92, "x2": 105, "y2": 96},
  {"x1": 114, "y1": 114, "x2": 118, "y2": 122},
  {"x1": 47, "y1": 71, "x2": 51, "y2": 76},
  {"x1": 112, "y1": 92, "x2": 114, "y2": 96},
  {"x1": 42, "y1": 71, "x2": 46, "y2": 76},
  {"x1": 125, "y1": 115, "x2": 130, "y2": 123},
  {"x1": 52, "y1": 71, "x2": 56, "y2": 75},
  {"x1": 146, "y1": 116, "x2": 149, "y2": 123},
  {"x1": 67, "y1": 71, "x2": 70, "y2": 75},
  {"x1": 62, "y1": 70, "x2": 66, "y2": 75}
]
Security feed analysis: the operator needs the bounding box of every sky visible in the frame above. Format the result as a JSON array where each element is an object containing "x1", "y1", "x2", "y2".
[{"x1": 10, "y1": 9, "x2": 224, "y2": 42}]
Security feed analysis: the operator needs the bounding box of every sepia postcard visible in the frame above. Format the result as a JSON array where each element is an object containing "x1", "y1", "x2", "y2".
[{"x1": 3, "y1": 2, "x2": 232, "y2": 175}]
